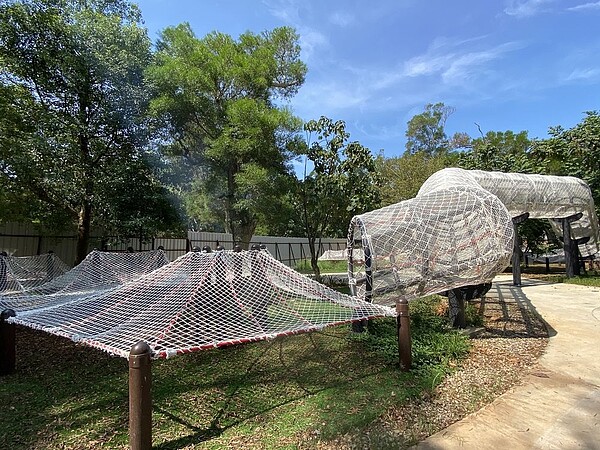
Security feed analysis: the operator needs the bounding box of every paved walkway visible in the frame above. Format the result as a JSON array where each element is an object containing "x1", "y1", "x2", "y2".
[{"x1": 416, "y1": 275, "x2": 600, "y2": 450}]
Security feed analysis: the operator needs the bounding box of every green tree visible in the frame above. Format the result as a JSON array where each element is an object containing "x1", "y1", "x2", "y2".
[
  {"x1": 459, "y1": 130, "x2": 534, "y2": 173},
  {"x1": 532, "y1": 111, "x2": 600, "y2": 216},
  {"x1": 405, "y1": 102, "x2": 456, "y2": 156},
  {"x1": 0, "y1": 0, "x2": 177, "y2": 263},
  {"x1": 377, "y1": 152, "x2": 448, "y2": 206},
  {"x1": 147, "y1": 24, "x2": 307, "y2": 247},
  {"x1": 298, "y1": 117, "x2": 381, "y2": 280}
]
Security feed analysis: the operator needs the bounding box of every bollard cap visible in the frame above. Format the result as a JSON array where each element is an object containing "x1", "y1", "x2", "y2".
[
  {"x1": 129, "y1": 341, "x2": 152, "y2": 356},
  {"x1": 1, "y1": 309, "x2": 16, "y2": 320}
]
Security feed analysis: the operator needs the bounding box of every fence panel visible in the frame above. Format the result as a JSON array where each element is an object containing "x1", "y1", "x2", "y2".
[{"x1": 1, "y1": 223, "x2": 347, "y2": 268}]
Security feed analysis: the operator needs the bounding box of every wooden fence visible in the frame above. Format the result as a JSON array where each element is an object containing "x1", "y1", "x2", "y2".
[{"x1": 0, "y1": 223, "x2": 346, "y2": 268}]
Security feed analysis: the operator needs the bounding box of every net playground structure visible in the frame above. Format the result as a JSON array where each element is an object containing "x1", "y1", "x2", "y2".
[
  {"x1": 348, "y1": 168, "x2": 600, "y2": 305},
  {"x1": 4, "y1": 249, "x2": 395, "y2": 358},
  {"x1": 0, "y1": 252, "x2": 71, "y2": 295},
  {"x1": 2, "y1": 168, "x2": 599, "y2": 359},
  {"x1": 0, "y1": 249, "x2": 170, "y2": 312}
]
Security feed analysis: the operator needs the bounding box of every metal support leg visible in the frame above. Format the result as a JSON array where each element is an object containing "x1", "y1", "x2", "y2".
[
  {"x1": 396, "y1": 298, "x2": 411, "y2": 372},
  {"x1": 353, "y1": 244, "x2": 372, "y2": 333},
  {"x1": 511, "y1": 213, "x2": 529, "y2": 286},
  {"x1": 129, "y1": 341, "x2": 152, "y2": 450},
  {"x1": 0, "y1": 309, "x2": 16, "y2": 376},
  {"x1": 448, "y1": 289, "x2": 466, "y2": 329}
]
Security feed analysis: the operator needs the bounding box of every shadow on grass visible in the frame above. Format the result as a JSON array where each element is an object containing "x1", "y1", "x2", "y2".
[
  {"x1": 1, "y1": 297, "x2": 474, "y2": 450},
  {"x1": 151, "y1": 330, "x2": 404, "y2": 449}
]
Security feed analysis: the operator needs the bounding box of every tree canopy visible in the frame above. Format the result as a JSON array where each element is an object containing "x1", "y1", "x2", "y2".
[
  {"x1": 298, "y1": 116, "x2": 381, "y2": 279},
  {"x1": 458, "y1": 130, "x2": 534, "y2": 173},
  {"x1": 147, "y1": 24, "x2": 307, "y2": 247},
  {"x1": 0, "y1": 0, "x2": 180, "y2": 263},
  {"x1": 532, "y1": 111, "x2": 600, "y2": 216},
  {"x1": 405, "y1": 102, "x2": 455, "y2": 156}
]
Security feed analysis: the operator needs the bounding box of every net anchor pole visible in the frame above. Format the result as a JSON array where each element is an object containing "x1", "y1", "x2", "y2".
[
  {"x1": 396, "y1": 298, "x2": 411, "y2": 372},
  {"x1": 511, "y1": 213, "x2": 529, "y2": 286},
  {"x1": 0, "y1": 309, "x2": 16, "y2": 376},
  {"x1": 554, "y1": 213, "x2": 583, "y2": 278},
  {"x1": 129, "y1": 341, "x2": 152, "y2": 450}
]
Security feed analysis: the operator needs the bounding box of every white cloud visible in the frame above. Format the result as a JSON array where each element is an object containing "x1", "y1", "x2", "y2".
[
  {"x1": 504, "y1": 0, "x2": 554, "y2": 18},
  {"x1": 299, "y1": 30, "x2": 328, "y2": 59},
  {"x1": 263, "y1": 0, "x2": 302, "y2": 23},
  {"x1": 567, "y1": 1, "x2": 600, "y2": 11},
  {"x1": 329, "y1": 11, "x2": 355, "y2": 27},
  {"x1": 564, "y1": 68, "x2": 600, "y2": 83},
  {"x1": 401, "y1": 41, "x2": 523, "y2": 86},
  {"x1": 295, "y1": 80, "x2": 370, "y2": 113}
]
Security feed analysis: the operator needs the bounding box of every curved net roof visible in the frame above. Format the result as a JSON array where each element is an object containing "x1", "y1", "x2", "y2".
[
  {"x1": 0, "y1": 253, "x2": 70, "y2": 295},
  {"x1": 8, "y1": 250, "x2": 395, "y2": 359},
  {"x1": 349, "y1": 168, "x2": 599, "y2": 305},
  {"x1": 0, "y1": 249, "x2": 170, "y2": 312}
]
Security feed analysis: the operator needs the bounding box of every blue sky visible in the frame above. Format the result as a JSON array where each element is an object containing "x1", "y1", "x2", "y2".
[{"x1": 135, "y1": 0, "x2": 600, "y2": 158}]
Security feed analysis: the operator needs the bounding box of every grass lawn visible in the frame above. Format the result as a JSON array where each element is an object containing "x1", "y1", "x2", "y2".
[
  {"x1": 527, "y1": 272, "x2": 600, "y2": 287},
  {"x1": 0, "y1": 296, "x2": 469, "y2": 449}
]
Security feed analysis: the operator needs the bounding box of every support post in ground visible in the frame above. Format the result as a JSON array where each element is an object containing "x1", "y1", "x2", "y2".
[
  {"x1": 353, "y1": 244, "x2": 372, "y2": 333},
  {"x1": 0, "y1": 309, "x2": 16, "y2": 376},
  {"x1": 555, "y1": 213, "x2": 583, "y2": 278},
  {"x1": 511, "y1": 213, "x2": 529, "y2": 286},
  {"x1": 448, "y1": 289, "x2": 466, "y2": 329},
  {"x1": 129, "y1": 341, "x2": 152, "y2": 450},
  {"x1": 396, "y1": 298, "x2": 411, "y2": 372}
]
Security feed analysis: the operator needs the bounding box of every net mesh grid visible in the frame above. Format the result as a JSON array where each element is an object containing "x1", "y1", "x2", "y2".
[
  {"x1": 0, "y1": 253, "x2": 71, "y2": 295},
  {"x1": 0, "y1": 249, "x2": 170, "y2": 313},
  {"x1": 7, "y1": 250, "x2": 395, "y2": 359},
  {"x1": 349, "y1": 168, "x2": 600, "y2": 305}
]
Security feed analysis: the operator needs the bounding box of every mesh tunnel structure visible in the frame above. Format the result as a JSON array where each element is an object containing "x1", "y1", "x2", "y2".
[{"x1": 349, "y1": 168, "x2": 600, "y2": 305}]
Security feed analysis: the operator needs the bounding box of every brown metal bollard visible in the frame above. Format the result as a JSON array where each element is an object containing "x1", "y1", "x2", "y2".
[
  {"x1": 396, "y1": 299, "x2": 412, "y2": 372},
  {"x1": 0, "y1": 309, "x2": 16, "y2": 376},
  {"x1": 129, "y1": 341, "x2": 152, "y2": 450}
]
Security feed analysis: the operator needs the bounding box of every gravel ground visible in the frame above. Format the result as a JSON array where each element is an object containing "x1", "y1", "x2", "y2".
[{"x1": 317, "y1": 283, "x2": 550, "y2": 449}]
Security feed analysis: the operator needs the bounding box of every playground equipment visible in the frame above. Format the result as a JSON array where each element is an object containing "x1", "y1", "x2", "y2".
[
  {"x1": 2, "y1": 168, "x2": 599, "y2": 449},
  {"x1": 348, "y1": 168, "x2": 599, "y2": 306}
]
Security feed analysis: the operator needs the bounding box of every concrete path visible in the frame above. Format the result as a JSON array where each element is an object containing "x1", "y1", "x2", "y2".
[{"x1": 416, "y1": 275, "x2": 600, "y2": 450}]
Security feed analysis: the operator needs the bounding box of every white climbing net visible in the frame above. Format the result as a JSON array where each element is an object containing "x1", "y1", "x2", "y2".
[
  {"x1": 0, "y1": 253, "x2": 70, "y2": 295},
  {"x1": 7, "y1": 249, "x2": 395, "y2": 358},
  {"x1": 0, "y1": 249, "x2": 170, "y2": 312},
  {"x1": 349, "y1": 168, "x2": 600, "y2": 305},
  {"x1": 424, "y1": 169, "x2": 599, "y2": 257}
]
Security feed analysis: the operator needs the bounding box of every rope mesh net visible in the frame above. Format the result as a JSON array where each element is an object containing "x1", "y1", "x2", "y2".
[
  {"x1": 422, "y1": 168, "x2": 600, "y2": 257},
  {"x1": 349, "y1": 168, "x2": 600, "y2": 305},
  {"x1": 0, "y1": 253, "x2": 70, "y2": 295},
  {"x1": 7, "y1": 249, "x2": 395, "y2": 358},
  {"x1": 0, "y1": 249, "x2": 170, "y2": 312},
  {"x1": 5, "y1": 168, "x2": 598, "y2": 358}
]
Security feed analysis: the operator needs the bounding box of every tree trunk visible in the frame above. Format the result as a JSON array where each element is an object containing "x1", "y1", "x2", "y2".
[
  {"x1": 237, "y1": 222, "x2": 255, "y2": 250},
  {"x1": 75, "y1": 199, "x2": 92, "y2": 265},
  {"x1": 308, "y1": 236, "x2": 321, "y2": 282},
  {"x1": 226, "y1": 166, "x2": 237, "y2": 246}
]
